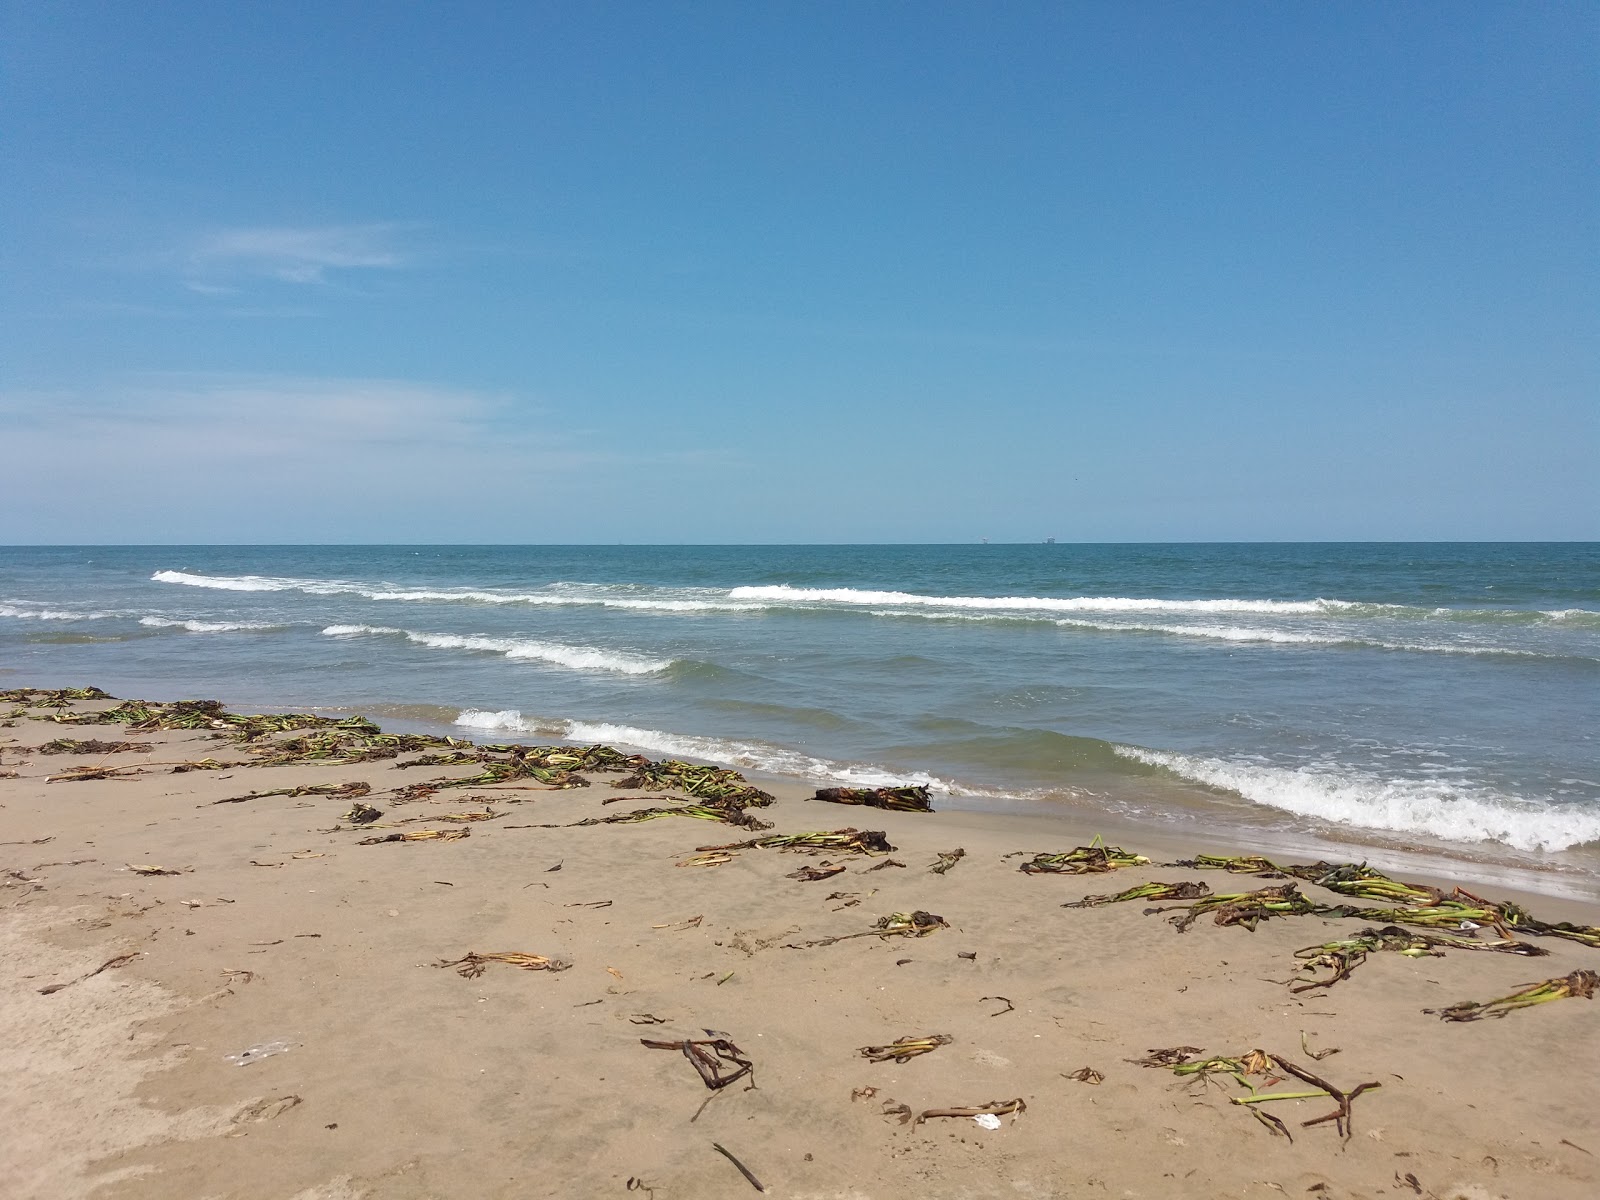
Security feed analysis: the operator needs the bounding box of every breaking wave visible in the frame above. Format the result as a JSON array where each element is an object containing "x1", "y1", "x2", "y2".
[
  {"x1": 1116, "y1": 746, "x2": 1600, "y2": 854},
  {"x1": 453, "y1": 709, "x2": 960, "y2": 791},
  {"x1": 138, "y1": 617, "x2": 287, "y2": 633},
  {"x1": 322, "y1": 625, "x2": 674, "y2": 675},
  {"x1": 0, "y1": 603, "x2": 118, "y2": 621}
]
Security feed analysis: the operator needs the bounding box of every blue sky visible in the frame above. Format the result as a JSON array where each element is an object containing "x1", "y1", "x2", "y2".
[{"x1": 2, "y1": 1, "x2": 1594, "y2": 543}]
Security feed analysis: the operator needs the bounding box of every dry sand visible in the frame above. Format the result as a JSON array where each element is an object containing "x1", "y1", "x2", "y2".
[{"x1": 1, "y1": 694, "x2": 1597, "y2": 1200}]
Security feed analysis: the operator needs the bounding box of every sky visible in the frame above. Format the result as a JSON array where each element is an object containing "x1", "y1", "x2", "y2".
[{"x1": 2, "y1": 1, "x2": 1595, "y2": 544}]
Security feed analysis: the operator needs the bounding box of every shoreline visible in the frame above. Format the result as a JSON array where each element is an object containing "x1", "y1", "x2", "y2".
[{"x1": 3, "y1": 687, "x2": 1598, "y2": 1198}]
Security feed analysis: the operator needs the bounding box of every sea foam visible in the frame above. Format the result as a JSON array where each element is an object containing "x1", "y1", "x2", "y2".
[
  {"x1": 454, "y1": 709, "x2": 959, "y2": 791},
  {"x1": 322, "y1": 625, "x2": 672, "y2": 675},
  {"x1": 1115, "y1": 746, "x2": 1600, "y2": 853}
]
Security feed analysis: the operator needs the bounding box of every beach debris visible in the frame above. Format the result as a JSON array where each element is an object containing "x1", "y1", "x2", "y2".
[
  {"x1": 786, "y1": 911, "x2": 948, "y2": 949},
  {"x1": 435, "y1": 951, "x2": 571, "y2": 977},
  {"x1": 677, "y1": 851, "x2": 737, "y2": 867},
  {"x1": 698, "y1": 829, "x2": 895, "y2": 856},
  {"x1": 810, "y1": 785, "x2": 933, "y2": 813},
  {"x1": 216, "y1": 780, "x2": 374, "y2": 805},
  {"x1": 126, "y1": 863, "x2": 184, "y2": 876},
  {"x1": 616, "y1": 759, "x2": 774, "y2": 810},
  {"x1": 37, "y1": 952, "x2": 139, "y2": 995},
  {"x1": 1066, "y1": 1067, "x2": 1105, "y2": 1085},
  {"x1": 1152, "y1": 883, "x2": 1320, "y2": 931},
  {"x1": 1062, "y1": 880, "x2": 1211, "y2": 908},
  {"x1": 568, "y1": 803, "x2": 771, "y2": 830},
  {"x1": 865, "y1": 857, "x2": 907, "y2": 871},
  {"x1": 45, "y1": 764, "x2": 143, "y2": 782},
  {"x1": 859, "y1": 1034, "x2": 953, "y2": 1063},
  {"x1": 891, "y1": 1098, "x2": 1026, "y2": 1127},
  {"x1": 1291, "y1": 925, "x2": 1548, "y2": 993},
  {"x1": 224, "y1": 1039, "x2": 295, "y2": 1066},
  {"x1": 711, "y1": 1142, "x2": 765, "y2": 1193},
  {"x1": 1425, "y1": 969, "x2": 1599, "y2": 1021},
  {"x1": 1152, "y1": 1049, "x2": 1380, "y2": 1142},
  {"x1": 788, "y1": 862, "x2": 847, "y2": 882},
  {"x1": 232, "y1": 1095, "x2": 303, "y2": 1124},
  {"x1": 641, "y1": 1037, "x2": 755, "y2": 1090},
  {"x1": 357, "y1": 829, "x2": 469, "y2": 845},
  {"x1": 1165, "y1": 854, "x2": 1283, "y2": 876},
  {"x1": 930, "y1": 849, "x2": 965, "y2": 875},
  {"x1": 1020, "y1": 842, "x2": 1149, "y2": 875},
  {"x1": 37, "y1": 738, "x2": 152, "y2": 754},
  {"x1": 653, "y1": 915, "x2": 704, "y2": 930},
  {"x1": 435, "y1": 808, "x2": 502, "y2": 822},
  {"x1": 851, "y1": 1085, "x2": 879, "y2": 1101},
  {"x1": 170, "y1": 758, "x2": 228, "y2": 772},
  {"x1": 1164, "y1": 855, "x2": 1600, "y2": 949},
  {"x1": 1300, "y1": 1032, "x2": 1339, "y2": 1060},
  {"x1": 1129, "y1": 1046, "x2": 1206, "y2": 1067},
  {"x1": 344, "y1": 802, "x2": 384, "y2": 824},
  {"x1": 2, "y1": 686, "x2": 112, "y2": 705},
  {"x1": 980, "y1": 995, "x2": 1015, "y2": 1017}
]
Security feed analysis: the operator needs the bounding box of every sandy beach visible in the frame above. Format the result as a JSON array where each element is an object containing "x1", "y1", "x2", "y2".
[{"x1": 3, "y1": 689, "x2": 1597, "y2": 1200}]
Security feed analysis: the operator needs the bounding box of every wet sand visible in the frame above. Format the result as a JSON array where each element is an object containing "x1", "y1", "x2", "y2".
[{"x1": 2, "y1": 693, "x2": 1597, "y2": 1200}]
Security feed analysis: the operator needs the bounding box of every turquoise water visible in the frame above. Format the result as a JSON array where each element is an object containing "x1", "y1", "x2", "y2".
[{"x1": 3, "y1": 543, "x2": 1596, "y2": 868}]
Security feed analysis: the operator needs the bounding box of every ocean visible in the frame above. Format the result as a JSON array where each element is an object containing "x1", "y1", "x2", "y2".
[{"x1": 4, "y1": 543, "x2": 1597, "y2": 876}]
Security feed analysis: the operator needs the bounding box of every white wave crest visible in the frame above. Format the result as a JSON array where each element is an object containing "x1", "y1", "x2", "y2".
[
  {"x1": 453, "y1": 709, "x2": 958, "y2": 791},
  {"x1": 731, "y1": 584, "x2": 1358, "y2": 615},
  {"x1": 138, "y1": 617, "x2": 284, "y2": 632},
  {"x1": 1116, "y1": 746, "x2": 1600, "y2": 853},
  {"x1": 0, "y1": 603, "x2": 117, "y2": 621},
  {"x1": 322, "y1": 625, "x2": 672, "y2": 675},
  {"x1": 153, "y1": 569, "x2": 756, "y2": 612}
]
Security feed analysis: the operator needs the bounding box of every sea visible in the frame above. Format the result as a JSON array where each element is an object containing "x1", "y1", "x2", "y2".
[{"x1": 4, "y1": 543, "x2": 1597, "y2": 882}]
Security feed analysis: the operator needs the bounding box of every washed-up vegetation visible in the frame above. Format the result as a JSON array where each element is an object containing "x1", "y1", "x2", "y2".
[
  {"x1": 641, "y1": 1036, "x2": 755, "y2": 1090},
  {"x1": 1061, "y1": 880, "x2": 1211, "y2": 909},
  {"x1": 37, "y1": 738, "x2": 153, "y2": 754},
  {"x1": 358, "y1": 829, "x2": 469, "y2": 845},
  {"x1": 786, "y1": 910, "x2": 948, "y2": 949},
  {"x1": 698, "y1": 829, "x2": 895, "y2": 856},
  {"x1": 1139, "y1": 1048, "x2": 1378, "y2": 1142},
  {"x1": 1424, "y1": 969, "x2": 1598, "y2": 1021},
  {"x1": 1291, "y1": 925, "x2": 1548, "y2": 993},
  {"x1": 436, "y1": 951, "x2": 571, "y2": 977},
  {"x1": 859, "y1": 1034, "x2": 953, "y2": 1063},
  {"x1": 1020, "y1": 842, "x2": 1149, "y2": 875},
  {"x1": 811, "y1": 785, "x2": 933, "y2": 813}
]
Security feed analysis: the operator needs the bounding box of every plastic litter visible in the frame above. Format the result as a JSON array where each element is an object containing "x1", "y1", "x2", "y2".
[
  {"x1": 973, "y1": 1113, "x2": 1002, "y2": 1130},
  {"x1": 224, "y1": 1039, "x2": 295, "y2": 1066}
]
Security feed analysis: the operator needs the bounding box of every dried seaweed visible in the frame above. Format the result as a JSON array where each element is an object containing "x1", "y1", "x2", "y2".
[
  {"x1": 1291, "y1": 925, "x2": 1549, "y2": 993},
  {"x1": 1152, "y1": 883, "x2": 1321, "y2": 931},
  {"x1": 435, "y1": 951, "x2": 571, "y2": 977},
  {"x1": 1425, "y1": 969, "x2": 1599, "y2": 1021},
  {"x1": 37, "y1": 738, "x2": 152, "y2": 755},
  {"x1": 811, "y1": 785, "x2": 933, "y2": 813},
  {"x1": 216, "y1": 780, "x2": 373, "y2": 805},
  {"x1": 1062, "y1": 880, "x2": 1211, "y2": 908},
  {"x1": 641, "y1": 1037, "x2": 755, "y2": 1090},
  {"x1": 357, "y1": 829, "x2": 470, "y2": 845},
  {"x1": 859, "y1": 1034, "x2": 953, "y2": 1063},
  {"x1": 616, "y1": 759, "x2": 774, "y2": 809},
  {"x1": 1020, "y1": 842, "x2": 1150, "y2": 875},
  {"x1": 788, "y1": 862, "x2": 847, "y2": 882},
  {"x1": 889, "y1": 1097, "x2": 1026, "y2": 1126},
  {"x1": 930, "y1": 849, "x2": 965, "y2": 875},
  {"x1": 788, "y1": 910, "x2": 947, "y2": 948},
  {"x1": 697, "y1": 829, "x2": 895, "y2": 856}
]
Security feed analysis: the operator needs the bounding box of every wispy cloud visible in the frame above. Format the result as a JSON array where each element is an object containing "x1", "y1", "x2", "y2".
[
  {"x1": 0, "y1": 374, "x2": 735, "y2": 541},
  {"x1": 186, "y1": 223, "x2": 415, "y2": 285}
]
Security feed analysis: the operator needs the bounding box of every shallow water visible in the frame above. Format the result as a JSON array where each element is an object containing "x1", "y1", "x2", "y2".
[{"x1": 3, "y1": 543, "x2": 1596, "y2": 874}]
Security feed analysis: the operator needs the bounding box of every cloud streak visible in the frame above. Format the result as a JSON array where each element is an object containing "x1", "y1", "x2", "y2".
[{"x1": 186, "y1": 223, "x2": 415, "y2": 285}]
